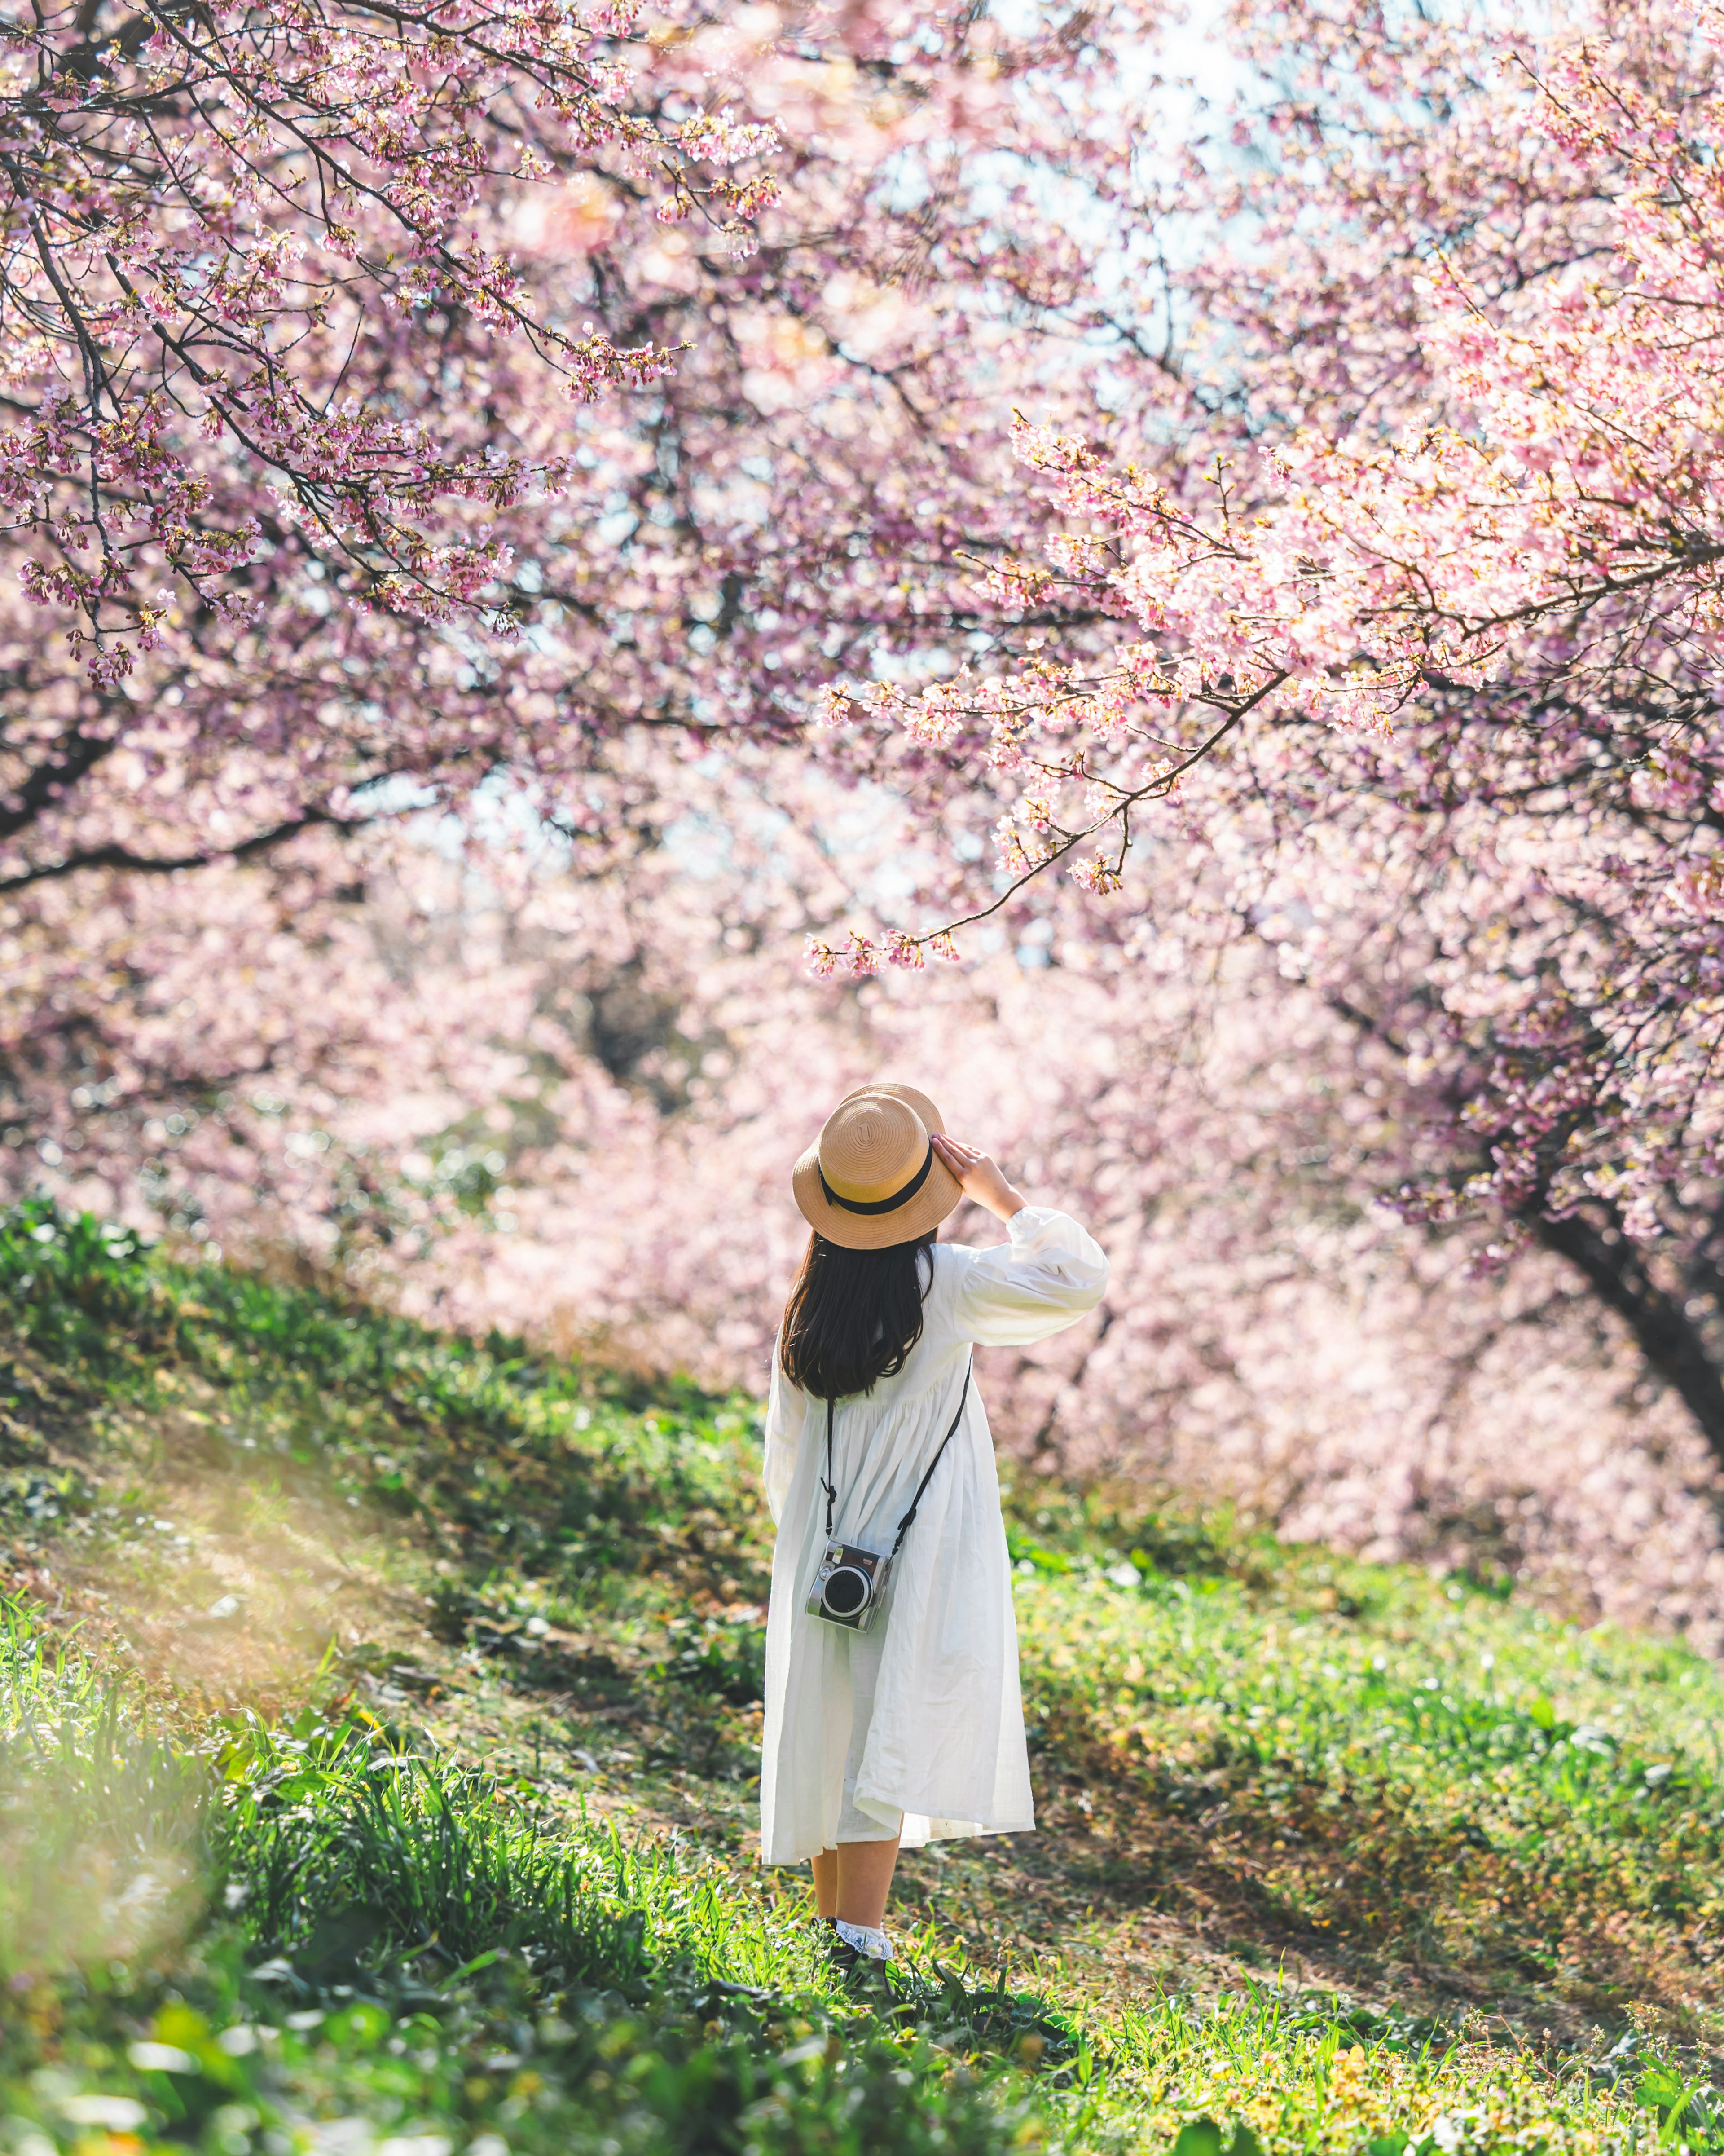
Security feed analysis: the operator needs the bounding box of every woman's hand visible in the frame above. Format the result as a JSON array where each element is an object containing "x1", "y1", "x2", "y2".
[{"x1": 931, "y1": 1134, "x2": 1027, "y2": 1224}]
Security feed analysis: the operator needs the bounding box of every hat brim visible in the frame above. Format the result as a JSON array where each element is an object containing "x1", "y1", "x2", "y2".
[{"x1": 792, "y1": 1082, "x2": 964, "y2": 1250}]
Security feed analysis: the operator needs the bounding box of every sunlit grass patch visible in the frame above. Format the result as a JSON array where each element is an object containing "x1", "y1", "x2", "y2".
[
  {"x1": 0, "y1": 1595, "x2": 212, "y2": 1979},
  {"x1": 0, "y1": 1600, "x2": 1131, "y2": 2154},
  {"x1": 1113, "y1": 1984, "x2": 1614, "y2": 2156},
  {"x1": 226, "y1": 1715, "x2": 798, "y2": 1995},
  {"x1": 1015, "y1": 1562, "x2": 1724, "y2": 2003}
]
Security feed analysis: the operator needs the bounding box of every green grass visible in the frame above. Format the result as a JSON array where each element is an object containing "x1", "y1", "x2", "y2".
[
  {"x1": 0, "y1": 1191, "x2": 765, "y2": 1613},
  {"x1": 1, "y1": 1605, "x2": 1699, "y2": 2156},
  {"x1": 0, "y1": 1618, "x2": 1104, "y2": 2154},
  {"x1": 4, "y1": 1197, "x2": 1724, "y2": 2154},
  {"x1": 1011, "y1": 1554, "x2": 1724, "y2": 1997}
]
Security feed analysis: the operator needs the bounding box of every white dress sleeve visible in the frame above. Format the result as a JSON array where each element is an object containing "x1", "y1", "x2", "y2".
[
  {"x1": 949, "y1": 1206, "x2": 1110, "y2": 1346},
  {"x1": 762, "y1": 1336, "x2": 809, "y2": 1526}
]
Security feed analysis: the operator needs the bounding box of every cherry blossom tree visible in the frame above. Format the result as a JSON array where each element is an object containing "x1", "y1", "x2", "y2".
[
  {"x1": 0, "y1": 0, "x2": 770, "y2": 896},
  {"x1": 1, "y1": 0, "x2": 1174, "y2": 896},
  {"x1": 807, "y1": 0, "x2": 1724, "y2": 1464},
  {"x1": 13, "y1": 0, "x2": 1724, "y2": 1641},
  {"x1": 828, "y1": 3, "x2": 1724, "y2": 943},
  {"x1": 1, "y1": 0, "x2": 1171, "y2": 1230}
]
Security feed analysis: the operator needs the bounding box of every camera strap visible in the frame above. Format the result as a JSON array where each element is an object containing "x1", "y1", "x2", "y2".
[{"x1": 820, "y1": 1357, "x2": 974, "y2": 1553}]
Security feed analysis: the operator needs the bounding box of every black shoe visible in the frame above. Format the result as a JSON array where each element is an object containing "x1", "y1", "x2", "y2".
[{"x1": 818, "y1": 1916, "x2": 860, "y2": 1976}]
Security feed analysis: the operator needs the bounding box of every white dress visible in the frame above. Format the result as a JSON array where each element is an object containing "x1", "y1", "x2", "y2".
[{"x1": 759, "y1": 1207, "x2": 1109, "y2": 1865}]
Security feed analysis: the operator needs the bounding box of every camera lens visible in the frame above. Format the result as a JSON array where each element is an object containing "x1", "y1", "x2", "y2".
[{"x1": 821, "y1": 1565, "x2": 871, "y2": 1617}]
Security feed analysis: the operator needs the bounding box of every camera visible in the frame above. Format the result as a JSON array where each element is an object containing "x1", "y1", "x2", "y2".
[{"x1": 805, "y1": 1539, "x2": 892, "y2": 1632}]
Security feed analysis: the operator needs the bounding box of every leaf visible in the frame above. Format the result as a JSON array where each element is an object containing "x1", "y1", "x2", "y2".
[
  {"x1": 1172, "y1": 2121, "x2": 1225, "y2": 2156},
  {"x1": 1369, "y1": 2137, "x2": 1412, "y2": 2156},
  {"x1": 1638, "y1": 2068, "x2": 1684, "y2": 2112},
  {"x1": 442, "y1": 1946, "x2": 508, "y2": 1985},
  {"x1": 1527, "y1": 1697, "x2": 1556, "y2": 1732},
  {"x1": 1230, "y1": 2126, "x2": 1267, "y2": 2156}
]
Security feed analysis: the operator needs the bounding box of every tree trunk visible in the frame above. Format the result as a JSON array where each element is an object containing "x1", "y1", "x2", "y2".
[{"x1": 1526, "y1": 1208, "x2": 1724, "y2": 1472}]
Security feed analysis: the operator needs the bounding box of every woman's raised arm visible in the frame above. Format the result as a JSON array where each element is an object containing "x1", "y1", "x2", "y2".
[{"x1": 933, "y1": 1138, "x2": 1110, "y2": 1348}]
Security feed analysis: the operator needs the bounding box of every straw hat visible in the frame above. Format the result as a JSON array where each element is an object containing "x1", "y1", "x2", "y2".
[{"x1": 792, "y1": 1082, "x2": 963, "y2": 1250}]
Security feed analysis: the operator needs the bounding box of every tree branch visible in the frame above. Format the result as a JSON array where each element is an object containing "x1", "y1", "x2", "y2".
[{"x1": 0, "y1": 807, "x2": 358, "y2": 891}]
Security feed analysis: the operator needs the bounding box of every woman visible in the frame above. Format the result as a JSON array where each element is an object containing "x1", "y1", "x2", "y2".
[{"x1": 760, "y1": 1081, "x2": 1109, "y2": 1978}]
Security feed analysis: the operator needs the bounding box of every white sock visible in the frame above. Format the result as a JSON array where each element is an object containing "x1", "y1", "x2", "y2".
[{"x1": 834, "y1": 1918, "x2": 893, "y2": 1961}]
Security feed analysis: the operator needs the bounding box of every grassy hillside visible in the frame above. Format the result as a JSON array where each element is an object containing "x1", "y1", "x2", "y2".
[{"x1": 3, "y1": 1196, "x2": 1724, "y2": 2154}]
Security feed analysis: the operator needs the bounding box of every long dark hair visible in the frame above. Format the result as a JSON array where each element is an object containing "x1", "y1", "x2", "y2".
[{"x1": 779, "y1": 1230, "x2": 936, "y2": 1401}]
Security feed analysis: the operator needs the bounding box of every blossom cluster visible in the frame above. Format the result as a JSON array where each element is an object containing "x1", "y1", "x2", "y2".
[{"x1": 0, "y1": 0, "x2": 783, "y2": 685}]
